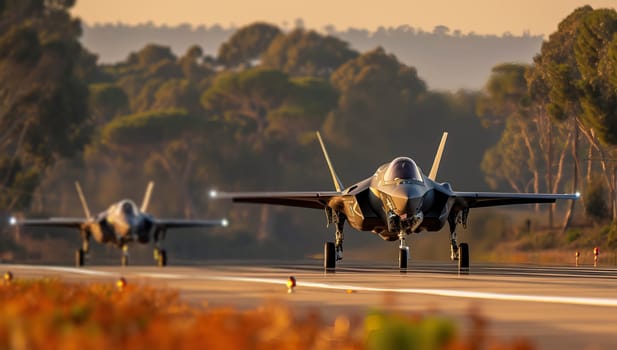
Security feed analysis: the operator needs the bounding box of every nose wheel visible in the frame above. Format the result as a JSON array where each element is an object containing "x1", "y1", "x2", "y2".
[
  {"x1": 398, "y1": 230, "x2": 409, "y2": 270},
  {"x1": 398, "y1": 246, "x2": 408, "y2": 269}
]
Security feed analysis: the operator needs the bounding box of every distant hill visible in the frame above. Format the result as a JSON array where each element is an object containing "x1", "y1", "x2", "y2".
[{"x1": 81, "y1": 23, "x2": 543, "y2": 90}]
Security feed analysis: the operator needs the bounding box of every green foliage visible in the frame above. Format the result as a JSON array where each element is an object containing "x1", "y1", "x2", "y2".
[
  {"x1": 0, "y1": 0, "x2": 91, "y2": 210},
  {"x1": 102, "y1": 109, "x2": 202, "y2": 147},
  {"x1": 566, "y1": 229, "x2": 582, "y2": 243},
  {"x1": 607, "y1": 221, "x2": 617, "y2": 250},
  {"x1": 261, "y1": 28, "x2": 358, "y2": 78},
  {"x1": 364, "y1": 310, "x2": 455, "y2": 350},
  {"x1": 585, "y1": 177, "x2": 609, "y2": 222},
  {"x1": 480, "y1": 118, "x2": 533, "y2": 192},
  {"x1": 89, "y1": 83, "x2": 129, "y2": 124},
  {"x1": 217, "y1": 22, "x2": 281, "y2": 68},
  {"x1": 325, "y1": 47, "x2": 426, "y2": 149},
  {"x1": 128, "y1": 44, "x2": 176, "y2": 67},
  {"x1": 477, "y1": 63, "x2": 530, "y2": 127}
]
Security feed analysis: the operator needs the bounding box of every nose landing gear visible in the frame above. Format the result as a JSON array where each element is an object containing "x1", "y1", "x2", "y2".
[{"x1": 398, "y1": 230, "x2": 409, "y2": 270}]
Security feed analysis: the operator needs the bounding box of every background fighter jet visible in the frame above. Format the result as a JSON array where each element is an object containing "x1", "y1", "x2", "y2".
[
  {"x1": 212, "y1": 132, "x2": 579, "y2": 271},
  {"x1": 10, "y1": 182, "x2": 228, "y2": 267}
]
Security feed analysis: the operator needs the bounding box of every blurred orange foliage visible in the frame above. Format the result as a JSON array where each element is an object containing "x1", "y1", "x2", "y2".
[{"x1": 0, "y1": 278, "x2": 533, "y2": 350}]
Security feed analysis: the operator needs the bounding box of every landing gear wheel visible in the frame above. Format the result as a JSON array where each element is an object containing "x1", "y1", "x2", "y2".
[
  {"x1": 75, "y1": 249, "x2": 84, "y2": 267},
  {"x1": 458, "y1": 243, "x2": 469, "y2": 273},
  {"x1": 157, "y1": 249, "x2": 167, "y2": 267},
  {"x1": 121, "y1": 255, "x2": 129, "y2": 267},
  {"x1": 399, "y1": 248, "x2": 408, "y2": 269},
  {"x1": 324, "y1": 242, "x2": 336, "y2": 270}
]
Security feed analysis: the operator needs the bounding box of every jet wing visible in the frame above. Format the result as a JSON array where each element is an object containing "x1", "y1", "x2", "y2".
[
  {"x1": 212, "y1": 191, "x2": 343, "y2": 209},
  {"x1": 10, "y1": 217, "x2": 86, "y2": 229},
  {"x1": 453, "y1": 192, "x2": 580, "y2": 208},
  {"x1": 153, "y1": 219, "x2": 228, "y2": 229}
]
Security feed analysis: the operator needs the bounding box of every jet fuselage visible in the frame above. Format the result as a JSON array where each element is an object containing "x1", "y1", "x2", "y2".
[
  {"x1": 85, "y1": 199, "x2": 156, "y2": 246},
  {"x1": 329, "y1": 157, "x2": 455, "y2": 241}
]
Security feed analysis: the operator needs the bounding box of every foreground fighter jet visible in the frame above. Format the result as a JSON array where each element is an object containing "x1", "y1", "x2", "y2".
[
  {"x1": 212, "y1": 132, "x2": 578, "y2": 271},
  {"x1": 10, "y1": 182, "x2": 228, "y2": 267}
]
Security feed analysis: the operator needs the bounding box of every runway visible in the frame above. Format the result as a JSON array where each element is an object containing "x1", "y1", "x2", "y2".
[{"x1": 2, "y1": 261, "x2": 617, "y2": 349}]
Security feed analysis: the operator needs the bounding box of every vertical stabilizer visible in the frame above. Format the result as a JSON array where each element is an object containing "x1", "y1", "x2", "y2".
[
  {"x1": 316, "y1": 131, "x2": 344, "y2": 192},
  {"x1": 74, "y1": 182, "x2": 92, "y2": 219},
  {"x1": 428, "y1": 132, "x2": 448, "y2": 181},
  {"x1": 141, "y1": 181, "x2": 154, "y2": 212}
]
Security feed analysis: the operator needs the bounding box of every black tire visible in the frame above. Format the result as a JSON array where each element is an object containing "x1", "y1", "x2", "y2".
[
  {"x1": 157, "y1": 250, "x2": 167, "y2": 267},
  {"x1": 324, "y1": 242, "x2": 336, "y2": 269},
  {"x1": 458, "y1": 243, "x2": 469, "y2": 272},
  {"x1": 121, "y1": 255, "x2": 129, "y2": 267},
  {"x1": 399, "y1": 248, "x2": 408, "y2": 269},
  {"x1": 75, "y1": 249, "x2": 84, "y2": 267}
]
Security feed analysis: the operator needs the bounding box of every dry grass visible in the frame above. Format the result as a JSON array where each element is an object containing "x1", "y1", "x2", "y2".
[{"x1": 0, "y1": 278, "x2": 533, "y2": 350}]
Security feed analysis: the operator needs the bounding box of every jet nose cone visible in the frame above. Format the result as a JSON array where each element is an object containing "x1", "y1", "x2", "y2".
[{"x1": 386, "y1": 185, "x2": 424, "y2": 215}]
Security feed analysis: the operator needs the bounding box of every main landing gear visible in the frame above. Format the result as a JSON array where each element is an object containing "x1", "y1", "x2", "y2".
[
  {"x1": 75, "y1": 231, "x2": 90, "y2": 267},
  {"x1": 153, "y1": 228, "x2": 167, "y2": 267},
  {"x1": 449, "y1": 209, "x2": 470, "y2": 273},
  {"x1": 154, "y1": 248, "x2": 167, "y2": 267},
  {"x1": 324, "y1": 211, "x2": 345, "y2": 270}
]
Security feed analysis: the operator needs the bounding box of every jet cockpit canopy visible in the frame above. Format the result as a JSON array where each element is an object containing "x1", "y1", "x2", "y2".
[{"x1": 384, "y1": 157, "x2": 423, "y2": 183}]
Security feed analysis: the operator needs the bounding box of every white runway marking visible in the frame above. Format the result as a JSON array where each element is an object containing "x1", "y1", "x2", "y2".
[
  {"x1": 140, "y1": 272, "x2": 617, "y2": 308},
  {"x1": 8, "y1": 265, "x2": 116, "y2": 277},
  {"x1": 8, "y1": 265, "x2": 617, "y2": 308}
]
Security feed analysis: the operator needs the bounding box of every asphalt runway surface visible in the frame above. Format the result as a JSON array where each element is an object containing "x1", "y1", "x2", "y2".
[{"x1": 2, "y1": 260, "x2": 617, "y2": 350}]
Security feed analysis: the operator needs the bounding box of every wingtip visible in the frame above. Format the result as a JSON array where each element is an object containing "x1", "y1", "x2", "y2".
[
  {"x1": 209, "y1": 189, "x2": 218, "y2": 198},
  {"x1": 221, "y1": 218, "x2": 229, "y2": 227},
  {"x1": 9, "y1": 216, "x2": 16, "y2": 226},
  {"x1": 575, "y1": 191, "x2": 581, "y2": 199}
]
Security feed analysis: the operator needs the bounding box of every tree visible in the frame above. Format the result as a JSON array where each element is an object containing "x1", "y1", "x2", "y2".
[
  {"x1": 88, "y1": 83, "x2": 129, "y2": 124},
  {"x1": 201, "y1": 68, "x2": 292, "y2": 139},
  {"x1": 201, "y1": 67, "x2": 338, "y2": 239},
  {"x1": 529, "y1": 6, "x2": 594, "y2": 230},
  {"x1": 585, "y1": 176, "x2": 609, "y2": 223},
  {"x1": 217, "y1": 22, "x2": 282, "y2": 68},
  {"x1": 0, "y1": 0, "x2": 92, "y2": 210},
  {"x1": 261, "y1": 29, "x2": 358, "y2": 78},
  {"x1": 101, "y1": 109, "x2": 210, "y2": 218},
  {"x1": 324, "y1": 47, "x2": 426, "y2": 155},
  {"x1": 477, "y1": 64, "x2": 553, "y2": 213}
]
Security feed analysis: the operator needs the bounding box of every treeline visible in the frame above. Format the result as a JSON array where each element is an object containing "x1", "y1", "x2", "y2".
[
  {"x1": 2, "y1": 1, "x2": 617, "y2": 259},
  {"x1": 81, "y1": 21, "x2": 543, "y2": 90}
]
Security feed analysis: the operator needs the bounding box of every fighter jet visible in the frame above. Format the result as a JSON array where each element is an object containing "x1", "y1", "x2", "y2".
[
  {"x1": 10, "y1": 181, "x2": 228, "y2": 267},
  {"x1": 211, "y1": 132, "x2": 579, "y2": 271}
]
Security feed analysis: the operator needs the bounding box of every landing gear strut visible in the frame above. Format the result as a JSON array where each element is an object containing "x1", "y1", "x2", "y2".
[
  {"x1": 121, "y1": 244, "x2": 129, "y2": 267},
  {"x1": 398, "y1": 230, "x2": 409, "y2": 269},
  {"x1": 153, "y1": 229, "x2": 167, "y2": 267},
  {"x1": 76, "y1": 230, "x2": 90, "y2": 267},
  {"x1": 324, "y1": 211, "x2": 345, "y2": 270},
  {"x1": 154, "y1": 248, "x2": 167, "y2": 267},
  {"x1": 448, "y1": 209, "x2": 470, "y2": 272}
]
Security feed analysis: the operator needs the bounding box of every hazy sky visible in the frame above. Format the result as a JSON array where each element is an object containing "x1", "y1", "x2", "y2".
[{"x1": 72, "y1": 0, "x2": 616, "y2": 35}]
